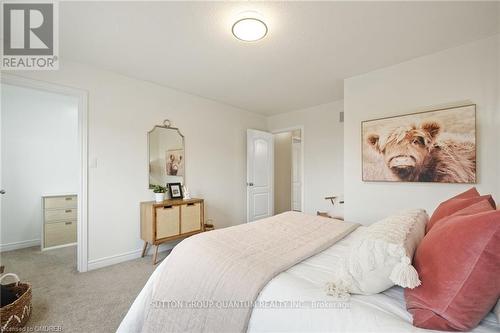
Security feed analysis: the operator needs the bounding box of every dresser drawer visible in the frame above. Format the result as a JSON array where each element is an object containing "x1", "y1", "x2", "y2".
[
  {"x1": 156, "y1": 205, "x2": 180, "y2": 239},
  {"x1": 44, "y1": 208, "x2": 77, "y2": 222},
  {"x1": 181, "y1": 202, "x2": 201, "y2": 234},
  {"x1": 45, "y1": 220, "x2": 77, "y2": 247},
  {"x1": 44, "y1": 196, "x2": 77, "y2": 209}
]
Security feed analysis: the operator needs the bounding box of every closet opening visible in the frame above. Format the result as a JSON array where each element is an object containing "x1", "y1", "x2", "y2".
[{"x1": 273, "y1": 128, "x2": 303, "y2": 214}]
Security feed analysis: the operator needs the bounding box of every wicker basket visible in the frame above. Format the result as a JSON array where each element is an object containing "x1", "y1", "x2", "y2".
[{"x1": 0, "y1": 273, "x2": 32, "y2": 332}]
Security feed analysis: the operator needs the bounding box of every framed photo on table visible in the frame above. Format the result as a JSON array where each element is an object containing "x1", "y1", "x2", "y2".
[{"x1": 168, "y1": 183, "x2": 183, "y2": 199}]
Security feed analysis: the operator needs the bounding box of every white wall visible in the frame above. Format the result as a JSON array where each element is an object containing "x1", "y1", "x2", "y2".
[
  {"x1": 344, "y1": 35, "x2": 500, "y2": 224},
  {"x1": 11, "y1": 61, "x2": 267, "y2": 263},
  {"x1": 1, "y1": 84, "x2": 79, "y2": 251},
  {"x1": 267, "y1": 100, "x2": 344, "y2": 215}
]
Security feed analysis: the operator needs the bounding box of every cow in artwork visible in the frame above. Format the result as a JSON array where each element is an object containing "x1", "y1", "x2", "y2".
[{"x1": 365, "y1": 121, "x2": 476, "y2": 183}]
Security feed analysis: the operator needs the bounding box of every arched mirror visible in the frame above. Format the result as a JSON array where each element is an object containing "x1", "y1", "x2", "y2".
[{"x1": 148, "y1": 120, "x2": 185, "y2": 187}]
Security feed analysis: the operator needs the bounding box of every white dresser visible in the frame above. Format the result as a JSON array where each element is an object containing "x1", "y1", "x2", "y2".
[{"x1": 42, "y1": 194, "x2": 77, "y2": 250}]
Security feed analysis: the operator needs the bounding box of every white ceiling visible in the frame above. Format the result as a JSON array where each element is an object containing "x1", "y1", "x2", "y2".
[{"x1": 60, "y1": 1, "x2": 500, "y2": 115}]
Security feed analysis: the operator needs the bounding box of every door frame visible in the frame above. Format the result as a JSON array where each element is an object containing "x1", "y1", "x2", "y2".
[
  {"x1": 1, "y1": 74, "x2": 89, "y2": 272},
  {"x1": 271, "y1": 126, "x2": 305, "y2": 213}
]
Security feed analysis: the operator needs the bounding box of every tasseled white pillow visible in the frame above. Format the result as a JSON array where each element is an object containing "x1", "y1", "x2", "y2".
[{"x1": 326, "y1": 209, "x2": 428, "y2": 296}]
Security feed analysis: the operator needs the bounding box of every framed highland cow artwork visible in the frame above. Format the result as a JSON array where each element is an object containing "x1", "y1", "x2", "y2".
[{"x1": 362, "y1": 104, "x2": 476, "y2": 183}]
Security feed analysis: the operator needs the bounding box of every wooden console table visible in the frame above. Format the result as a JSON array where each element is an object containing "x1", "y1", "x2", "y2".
[{"x1": 140, "y1": 198, "x2": 204, "y2": 264}]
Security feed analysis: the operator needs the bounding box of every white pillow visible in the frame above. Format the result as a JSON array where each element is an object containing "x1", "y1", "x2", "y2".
[{"x1": 326, "y1": 209, "x2": 428, "y2": 296}]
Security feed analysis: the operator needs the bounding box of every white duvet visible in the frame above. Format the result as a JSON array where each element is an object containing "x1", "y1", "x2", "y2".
[{"x1": 118, "y1": 228, "x2": 499, "y2": 333}]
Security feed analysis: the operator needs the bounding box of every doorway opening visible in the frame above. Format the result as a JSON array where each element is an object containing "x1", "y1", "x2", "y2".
[
  {"x1": 273, "y1": 128, "x2": 303, "y2": 214},
  {"x1": 1, "y1": 75, "x2": 88, "y2": 272},
  {"x1": 246, "y1": 127, "x2": 304, "y2": 222}
]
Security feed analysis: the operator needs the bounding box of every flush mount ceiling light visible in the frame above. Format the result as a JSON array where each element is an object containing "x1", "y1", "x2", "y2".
[{"x1": 232, "y1": 13, "x2": 268, "y2": 42}]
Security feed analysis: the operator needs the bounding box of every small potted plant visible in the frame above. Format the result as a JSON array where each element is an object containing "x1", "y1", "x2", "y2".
[{"x1": 151, "y1": 185, "x2": 166, "y2": 203}]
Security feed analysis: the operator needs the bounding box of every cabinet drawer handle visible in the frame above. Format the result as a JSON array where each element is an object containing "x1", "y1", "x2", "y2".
[
  {"x1": 65, "y1": 197, "x2": 72, "y2": 201},
  {"x1": 65, "y1": 222, "x2": 72, "y2": 225},
  {"x1": 163, "y1": 206, "x2": 173, "y2": 209},
  {"x1": 187, "y1": 203, "x2": 195, "y2": 206},
  {"x1": 65, "y1": 209, "x2": 72, "y2": 213}
]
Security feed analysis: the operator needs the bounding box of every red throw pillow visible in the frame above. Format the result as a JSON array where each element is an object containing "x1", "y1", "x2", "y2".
[
  {"x1": 427, "y1": 192, "x2": 496, "y2": 232},
  {"x1": 405, "y1": 209, "x2": 500, "y2": 331},
  {"x1": 428, "y1": 188, "x2": 479, "y2": 228},
  {"x1": 450, "y1": 187, "x2": 481, "y2": 199},
  {"x1": 437, "y1": 200, "x2": 496, "y2": 222}
]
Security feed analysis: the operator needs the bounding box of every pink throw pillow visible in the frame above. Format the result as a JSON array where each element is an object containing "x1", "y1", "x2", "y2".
[
  {"x1": 405, "y1": 209, "x2": 500, "y2": 331},
  {"x1": 437, "y1": 200, "x2": 496, "y2": 221},
  {"x1": 451, "y1": 187, "x2": 481, "y2": 199},
  {"x1": 427, "y1": 189, "x2": 495, "y2": 232}
]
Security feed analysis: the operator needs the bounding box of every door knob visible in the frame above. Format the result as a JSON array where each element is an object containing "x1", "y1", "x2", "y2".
[
  {"x1": 0, "y1": 190, "x2": 5, "y2": 195},
  {"x1": 247, "y1": 182, "x2": 254, "y2": 187}
]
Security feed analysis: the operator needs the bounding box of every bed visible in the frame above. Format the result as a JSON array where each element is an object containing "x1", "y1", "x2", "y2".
[{"x1": 118, "y1": 223, "x2": 499, "y2": 333}]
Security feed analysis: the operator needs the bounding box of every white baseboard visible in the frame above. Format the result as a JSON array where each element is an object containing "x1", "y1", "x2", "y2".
[
  {"x1": 42, "y1": 242, "x2": 77, "y2": 251},
  {"x1": 0, "y1": 239, "x2": 41, "y2": 252},
  {"x1": 87, "y1": 242, "x2": 177, "y2": 271}
]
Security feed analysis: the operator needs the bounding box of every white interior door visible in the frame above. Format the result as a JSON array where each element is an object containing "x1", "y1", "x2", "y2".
[
  {"x1": 292, "y1": 139, "x2": 302, "y2": 211},
  {"x1": 247, "y1": 129, "x2": 274, "y2": 222}
]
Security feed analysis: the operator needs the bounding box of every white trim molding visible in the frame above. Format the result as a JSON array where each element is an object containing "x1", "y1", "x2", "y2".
[
  {"x1": 41, "y1": 242, "x2": 77, "y2": 252},
  {"x1": 0, "y1": 239, "x2": 41, "y2": 252},
  {"x1": 1, "y1": 74, "x2": 89, "y2": 272},
  {"x1": 87, "y1": 243, "x2": 176, "y2": 271}
]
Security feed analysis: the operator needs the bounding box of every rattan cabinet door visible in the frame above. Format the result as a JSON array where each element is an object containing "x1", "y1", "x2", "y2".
[
  {"x1": 181, "y1": 203, "x2": 201, "y2": 234},
  {"x1": 155, "y1": 206, "x2": 180, "y2": 239}
]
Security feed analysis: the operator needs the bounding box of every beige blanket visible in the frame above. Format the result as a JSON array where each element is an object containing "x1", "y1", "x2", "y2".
[{"x1": 141, "y1": 211, "x2": 359, "y2": 333}]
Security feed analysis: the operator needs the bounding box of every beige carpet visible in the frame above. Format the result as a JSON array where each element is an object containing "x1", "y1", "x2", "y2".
[{"x1": 0, "y1": 246, "x2": 167, "y2": 332}]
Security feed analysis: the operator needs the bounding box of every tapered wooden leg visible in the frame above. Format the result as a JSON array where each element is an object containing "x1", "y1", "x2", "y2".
[
  {"x1": 141, "y1": 241, "x2": 148, "y2": 257},
  {"x1": 152, "y1": 245, "x2": 159, "y2": 265}
]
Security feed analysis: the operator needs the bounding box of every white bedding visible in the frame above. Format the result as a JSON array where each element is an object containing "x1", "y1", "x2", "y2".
[{"x1": 118, "y1": 228, "x2": 499, "y2": 333}]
